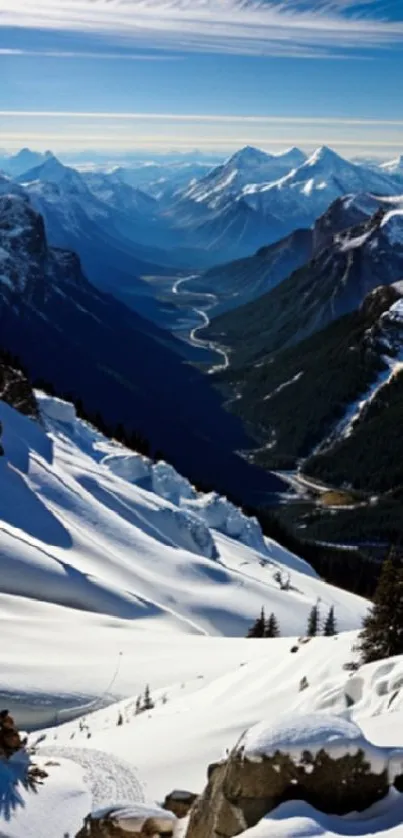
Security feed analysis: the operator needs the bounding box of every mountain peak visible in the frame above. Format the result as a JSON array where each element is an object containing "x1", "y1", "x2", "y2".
[
  {"x1": 306, "y1": 146, "x2": 345, "y2": 166},
  {"x1": 19, "y1": 154, "x2": 87, "y2": 193},
  {"x1": 227, "y1": 146, "x2": 272, "y2": 167},
  {"x1": 381, "y1": 154, "x2": 403, "y2": 173}
]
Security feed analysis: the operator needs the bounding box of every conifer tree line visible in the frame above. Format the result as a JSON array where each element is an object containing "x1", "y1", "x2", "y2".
[
  {"x1": 247, "y1": 602, "x2": 337, "y2": 638},
  {"x1": 358, "y1": 547, "x2": 403, "y2": 664}
]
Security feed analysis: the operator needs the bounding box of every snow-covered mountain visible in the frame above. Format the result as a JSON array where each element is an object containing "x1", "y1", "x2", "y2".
[
  {"x1": 114, "y1": 159, "x2": 216, "y2": 200},
  {"x1": 183, "y1": 146, "x2": 306, "y2": 207},
  {"x1": 380, "y1": 154, "x2": 403, "y2": 176},
  {"x1": 188, "y1": 192, "x2": 377, "y2": 316},
  {"x1": 0, "y1": 147, "x2": 53, "y2": 178},
  {"x1": 163, "y1": 145, "x2": 403, "y2": 263},
  {"x1": 0, "y1": 192, "x2": 284, "y2": 501},
  {"x1": 0, "y1": 391, "x2": 363, "y2": 635},
  {"x1": 82, "y1": 169, "x2": 157, "y2": 216},
  {"x1": 241, "y1": 146, "x2": 403, "y2": 234}
]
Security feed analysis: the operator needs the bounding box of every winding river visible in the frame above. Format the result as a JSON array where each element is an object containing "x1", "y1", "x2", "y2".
[{"x1": 172, "y1": 275, "x2": 229, "y2": 374}]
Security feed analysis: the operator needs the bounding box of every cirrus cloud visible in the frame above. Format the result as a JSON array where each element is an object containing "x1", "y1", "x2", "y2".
[{"x1": 1, "y1": 0, "x2": 403, "y2": 59}]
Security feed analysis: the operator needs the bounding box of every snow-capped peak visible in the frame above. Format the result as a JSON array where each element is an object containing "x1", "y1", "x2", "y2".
[
  {"x1": 18, "y1": 154, "x2": 87, "y2": 193},
  {"x1": 381, "y1": 155, "x2": 403, "y2": 175},
  {"x1": 226, "y1": 145, "x2": 273, "y2": 168},
  {"x1": 304, "y1": 145, "x2": 348, "y2": 169},
  {"x1": 272, "y1": 146, "x2": 306, "y2": 166}
]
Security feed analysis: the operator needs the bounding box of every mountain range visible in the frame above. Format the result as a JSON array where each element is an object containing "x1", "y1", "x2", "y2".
[
  {"x1": 201, "y1": 200, "x2": 403, "y2": 539},
  {"x1": 4, "y1": 144, "x2": 402, "y2": 280},
  {"x1": 0, "y1": 191, "x2": 284, "y2": 503},
  {"x1": 2, "y1": 142, "x2": 403, "y2": 527}
]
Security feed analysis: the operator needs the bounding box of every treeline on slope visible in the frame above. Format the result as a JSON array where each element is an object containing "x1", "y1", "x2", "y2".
[
  {"x1": 33, "y1": 376, "x2": 155, "y2": 459},
  {"x1": 358, "y1": 547, "x2": 403, "y2": 664},
  {"x1": 1, "y1": 349, "x2": 383, "y2": 601},
  {"x1": 247, "y1": 603, "x2": 337, "y2": 638},
  {"x1": 277, "y1": 494, "x2": 403, "y2": 548},
  {"x1": 248, "y1": 507, "x2": 381, "y2": 600},
  {"x1": 305, "y1": 369, "x2": 403, "y2": 492},
  {"x1": 215, "y1": 290, "x2": 397, "y2": 472}
]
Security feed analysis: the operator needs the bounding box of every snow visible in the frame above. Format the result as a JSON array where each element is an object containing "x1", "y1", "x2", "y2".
[
  {"x1": 241, "y1": 794, "x2": 403, "y2": 837},
  {"x1": 240, "y1": 713, "x2": 391, "y2": 778},
  {"x1": 338, "y1": 230, "x2": 372, "y2": 251},
  {"x1": 381, "y1": 209, "x2": 403, "y2": 245},
  {"x1": 1, "y1": 391, "x2": 402, "y2": 838},
  {"x1": 2, "y1": 756, "x2": 90, "y2": 838}
]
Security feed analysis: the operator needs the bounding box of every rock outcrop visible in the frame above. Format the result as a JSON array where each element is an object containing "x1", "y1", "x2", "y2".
[
  {"x1": 163, "y1": 790, "x2": 198, "y2": 819},
  {"x1": 76, "y1": 803, "x2": 177, "y2": 838},
  {"x1": 0, "y1": 349, "x2": 38, "y2": 421},
  {"x1": 186, "y1": 713, "x2": 403, "y2": 838}
]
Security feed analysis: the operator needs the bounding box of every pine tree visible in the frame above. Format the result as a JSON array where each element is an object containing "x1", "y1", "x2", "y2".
[
  {"x1": 264, "y1": 612, "x2": 280, "y2": 638},
  {"x1": 247, "y1": 607, "x2": 266, "y2": 638},
  {"x1": 307, "y1": 603, "x2": 320, "y2": 637},
  {"x1": 143, "y1": 685, "x2": 154, "y2": 711},
  {"x1": 323, "y1": 606, "x2": 337, "y2": 636},
  {"x1": 135, "y1": 696, "x2": 142, "y2": 715},
  {"x1": 358, "y1": 550, "x2": 403, "y2": 664}
]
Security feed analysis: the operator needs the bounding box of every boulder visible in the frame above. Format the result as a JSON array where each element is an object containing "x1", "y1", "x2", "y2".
[
  {"x1": 163, "y1": 790, "x2": 198, "y2": 819},
  {"x1": 186, "y1": 713, "x2": 400, "y2": 838},
  {"x1": 75, "y1": 803, "x2": 177, "y2": 837}
]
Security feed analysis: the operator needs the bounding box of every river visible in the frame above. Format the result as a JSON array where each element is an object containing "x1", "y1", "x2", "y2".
[{"x1": 172, "y1": 275, "x2": 229, "y2": 373}]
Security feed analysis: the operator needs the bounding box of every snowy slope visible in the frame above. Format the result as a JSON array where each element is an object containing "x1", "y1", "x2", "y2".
[
  {"x1": 3, "y1": 395, "x2": 403, "y2": 838},
  {"x1": 0, "y1": 393, "x2": 365, "y2": 640}
]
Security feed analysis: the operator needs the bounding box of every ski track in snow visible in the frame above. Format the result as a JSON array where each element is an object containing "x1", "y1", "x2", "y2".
[
  {"x1": 172, "y1": 275, "x2": 229, "y2": 373},
  {"x1": 40, "y1": 746, "x2": 144, "y2": 808}
]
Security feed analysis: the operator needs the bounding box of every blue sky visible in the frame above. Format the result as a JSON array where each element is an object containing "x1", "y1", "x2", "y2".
[{"x1": 1, "y1": 0, "x2": 403, "y2": 157}]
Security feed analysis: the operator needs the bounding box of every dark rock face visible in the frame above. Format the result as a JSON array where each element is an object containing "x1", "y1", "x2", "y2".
[
  {"x1": 360, "y1": 283, "x2": 401, "y2": 322},
  {"x1": 163, "y1": 790, "x2": 198, "y2": 819},
  {"x1": 187, "y1": 749, "x2": 389, "y2": 838},
  {"x1": 0, "y1": 350, "x2": 38, "y2": 420}
]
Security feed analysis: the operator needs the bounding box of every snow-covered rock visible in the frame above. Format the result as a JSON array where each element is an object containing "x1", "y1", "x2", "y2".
[
  {"x1": 187, "y1": 712, "x2": 403, "y2": 838},
  {"x1": 77, "y1": 802, "x2": 176, "y2": 837}
]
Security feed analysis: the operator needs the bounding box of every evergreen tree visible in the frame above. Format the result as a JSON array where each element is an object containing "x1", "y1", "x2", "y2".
[
  {"x1": 264, "y1": 612, "x2": 280, "y2": 638},
  {"x1": 307, "y1": 602, "x2": 320, "y2": 637},
  {"x1": 143, "y1": 685, "x2": 154, "y2": 711},
  {"x1": 323, "y1": 606, "x2": 337, "y2": 636},
  {"x1": 247, "y1": 607, "x2": 265, "y2": 638},
  {"x1": 358, "y1": 549, "x2": 403, "y2": 664}
]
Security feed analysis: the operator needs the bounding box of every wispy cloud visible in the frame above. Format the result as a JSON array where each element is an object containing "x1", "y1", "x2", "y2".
[
  {"x1": 2, "y1": 111, "x2": 403, "y2": 127},
  {"x1": 0, "y1": 48, "x2": 181, "y2": 61},
  {"x1": 2, "y1": 0, "x2": 403, "y2": 59}
]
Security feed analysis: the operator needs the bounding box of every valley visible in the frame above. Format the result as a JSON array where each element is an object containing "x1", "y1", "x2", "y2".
[{"x1": 1, "y1": 136, "x2": 403, "y2": 838}]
